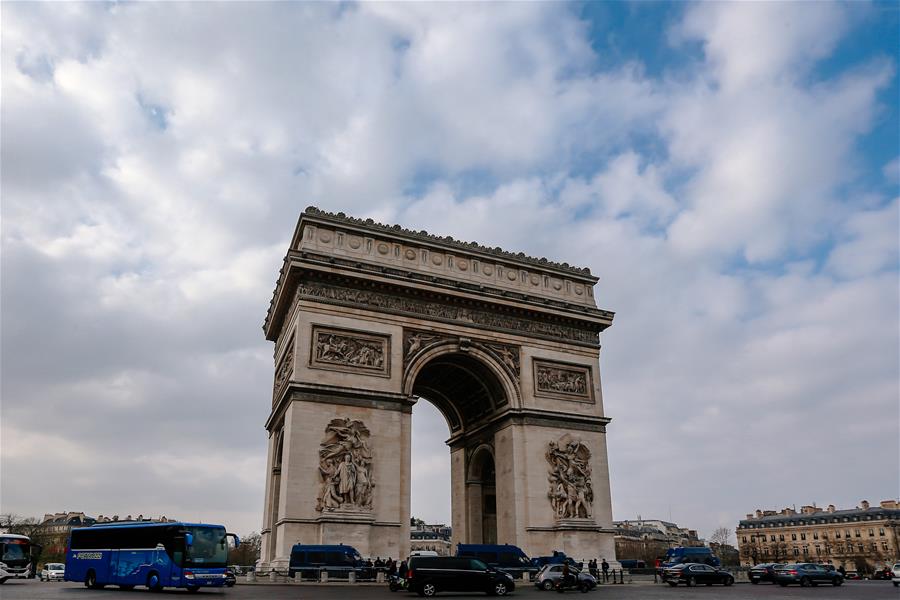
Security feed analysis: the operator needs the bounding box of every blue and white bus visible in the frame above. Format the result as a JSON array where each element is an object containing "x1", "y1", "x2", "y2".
[
  {"x1": 64, "y1": 521, "x2": 239, "y2": 592},
  {"x1": 0, "y1": 534, "x2": 36, "y2": 583}
]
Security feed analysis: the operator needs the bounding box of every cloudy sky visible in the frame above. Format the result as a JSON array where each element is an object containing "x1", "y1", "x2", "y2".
[{"x1": 2, "y1": 2, "x2": 898, "y2": 544}]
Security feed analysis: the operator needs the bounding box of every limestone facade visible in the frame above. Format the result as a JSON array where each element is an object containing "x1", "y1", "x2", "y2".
[
  {"x1": 736, "y1": 500, "x2": 900, "y2": 570},
  {"x1": 258, "y1": 207, "x2": 617, "y2": 569}
]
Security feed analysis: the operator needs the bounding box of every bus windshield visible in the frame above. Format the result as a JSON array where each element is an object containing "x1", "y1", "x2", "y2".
[
  {"x1": 2, "y1": 541, "x2": 29, "y2": 562},
  {"x1": 184, "y1": 526, "x2": 228, "y2": 567}
]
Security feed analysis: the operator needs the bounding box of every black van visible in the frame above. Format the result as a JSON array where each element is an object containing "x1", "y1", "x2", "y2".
[
  {"x1": 407, "y1": 555, "x2": 515, "y2": 597},
  {"x1": 288, "y1": 544, "x2": 362, "y2": 579}
]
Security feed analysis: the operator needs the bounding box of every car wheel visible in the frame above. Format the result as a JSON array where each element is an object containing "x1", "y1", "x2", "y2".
[
  {"x1": 422, "y1": 582, "x2": 437, "y2": 597},
  {"x1": 725, "y1": 577, "x2": 734, "y2": 586},
  {"x1": 493, "y1": 582, "x2": 509, "y2": 596},
  {"x1": 147, "y1": 572, "x2": 163, "y2": 592},
  {"x1": 579, "y1": 583, "x2": 590, "y2": 593},
  {"x1": 778, "y1": 582, "x2": 788, "y2": 587},
  {"x1": 750, "y1": 579, "x2": 759, "y2": 584},
  {"x1": 832, "y1": 578, "x2": 842, "y2": 586},
  {"x1": 667, "y1": 582, "x2": 678, "y2": 587},
  {"x1": 800, "y1": 576, "x2": 810, "y2": 587},
  {"x1": 187, "y1": 587, "x2": 200, "y2": 593},
  {"x1": 687, "y1": 576, "x2": 697, "y2": 587},
  {"x1": 541, "y1": 579, "x2": 554, "y2": 591}
]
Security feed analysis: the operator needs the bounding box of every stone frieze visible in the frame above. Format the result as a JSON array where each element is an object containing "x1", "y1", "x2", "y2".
[
  {"x1": 533, "y1": 360, "x2": 592, "y2": 401},
  {"x1": 296, "y1": 281, "x2": 598, "y2": 345},
  {"x1": 310, "y1": 325, "x2": 390, "y2": 377}
]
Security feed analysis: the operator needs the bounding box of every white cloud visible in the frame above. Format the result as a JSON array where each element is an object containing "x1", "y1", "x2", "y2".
[{"x1": 1, "y1": 1, "x2": 896, "y2": 541}]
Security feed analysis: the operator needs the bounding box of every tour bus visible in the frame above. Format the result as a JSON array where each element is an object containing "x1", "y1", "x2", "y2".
[
  {"x1": 0, "y1": 534, "x2": 37, "y2": 584},
  {"x1": 64, "y1": 521, "x2": 239, "y2": 591},
  {"x1": 456, "y1": 543, "x2": 536, "y2": 576},
  {"x1": 288, "y1": 544, "x2": 363, "y2": 579},
  {"x1": 662, "y1": 546, "x2": 720, "y2": 568}
]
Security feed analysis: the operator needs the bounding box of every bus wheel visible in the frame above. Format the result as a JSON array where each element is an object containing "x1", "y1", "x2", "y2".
[
  {"x1": 120, "y1": 584, "x2": 135, "y2": 590},
  {"x1": 147, "y1": 572, "x2": 163, "y2": 592},
  {"x1": 187, "y1": 587, "x2": 200, "y2": 593}
]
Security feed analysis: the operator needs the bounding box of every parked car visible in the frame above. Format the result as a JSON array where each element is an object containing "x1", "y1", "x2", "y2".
[
  {"x1": 748, "y1": 563, "x2": 785, "y2": 584},
  {"x1": 531, "y1": 552, "x2": 576, "y2": 569},
  {"x1": 775, "y1": 563, "x2": 843, "y2": 587},
  {"x1": 662, "y1": 563, "x2": 734, "y2": 587},
  {"x1": 534, "y1": 564, "x2": 597, "y2": 591},
  {"x1": 871, "y1": 568, "x2": 892, "y2": 580},
  {"x1": 891, "y1": 563, "x2": 900, "y2": 587},
  {"x1": 39, "y1": 563, "x2": 65, "y2": 582},
  {"x1": 456, "y1": 543, "x2": 535, "y2": 577},
  {"x1": 406, "y1": 555, "x2": 515, "y2": 597},
  {"x1": 224, "y1": 568, "x2": 236, "y2": 587},
  {"x1": 844, "y1": 571, "x2": 861, "y2": 580},
  {"x1": 618, "y1": 559, "x2": 646, "y2": 569}
]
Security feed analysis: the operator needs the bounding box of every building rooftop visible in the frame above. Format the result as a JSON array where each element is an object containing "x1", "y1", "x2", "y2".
[{"x1": 738, "y1": 500, "x2": 900, "y2": 527}]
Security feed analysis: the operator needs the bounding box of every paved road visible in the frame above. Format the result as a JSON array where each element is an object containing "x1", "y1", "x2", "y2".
[{"x1": 2, "y1": 580, "x2": 897, "y2": 599}]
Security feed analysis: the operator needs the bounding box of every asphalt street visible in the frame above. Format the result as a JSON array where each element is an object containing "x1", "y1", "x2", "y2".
[{"x1": 2, "y1": 580, "x2": 898, "y2": 600}]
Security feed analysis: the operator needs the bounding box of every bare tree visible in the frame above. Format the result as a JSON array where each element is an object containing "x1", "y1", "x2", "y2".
[
  {"x1": 227, "y1": 532, "x2": 262, "y2": 567},
  {"x1": 709, "y1": 527, "x2": 731, "y2": 547}
]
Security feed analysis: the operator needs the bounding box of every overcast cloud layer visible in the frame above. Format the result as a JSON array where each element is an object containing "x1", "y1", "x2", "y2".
[{"x1": 2, "y1": 2, "x2": 898, "y2": 541}]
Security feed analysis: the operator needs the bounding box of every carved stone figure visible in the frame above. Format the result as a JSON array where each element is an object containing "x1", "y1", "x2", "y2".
[
  {"x1": 316, "y1": 418, "x2": 374, "y2": 512},
  {"x1": 315, "y1": 332, "x2": 385, "y2": 369},
  {"x1": 546, "y1": 437, "x2": 593, "y2": 519},
  {"x1": 273, "y1": 340, "x2": 294, "y2": 392},
  {"x1": 536, "y1": 363, "x2": 589, "y2": 397}
]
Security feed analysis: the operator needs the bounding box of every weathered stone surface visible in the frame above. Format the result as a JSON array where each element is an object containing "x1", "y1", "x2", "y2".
[{"x1": 259, "y1": 209, "x2": 618, "y2": 569}]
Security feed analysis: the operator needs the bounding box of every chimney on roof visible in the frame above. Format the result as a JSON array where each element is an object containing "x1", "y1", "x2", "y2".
[
  {"x1": 880, "y1": 500, "x2": 898, "y2": 509},
  {"x1": 860, "y1": 500, "x2": 870, "y2": 510},
  {"x1": 746, "y1": 514, "x2": 753, "y2": 520},
  {"x1": 755, "y1": 509, "x2": 763, "y2": 518},
  {"x1": 827, "y1": 505, "x2": 835, "y2": 513},
  {"x1": 801, "y1": 505, "x2": 817, "y2": 515}
]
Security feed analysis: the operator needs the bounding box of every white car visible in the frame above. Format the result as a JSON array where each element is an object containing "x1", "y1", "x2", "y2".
[
  {"x1": 891, "y1": 562, "x2": 900, "y2": 587},
  {"x1": 40, "y1": 563, "x2": 65, "y2": 582}
]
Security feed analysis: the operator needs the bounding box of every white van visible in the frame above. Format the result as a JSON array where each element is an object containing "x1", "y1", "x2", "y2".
[{"x1": 409, "y1": 550, "x2": 439, "y2": 557}]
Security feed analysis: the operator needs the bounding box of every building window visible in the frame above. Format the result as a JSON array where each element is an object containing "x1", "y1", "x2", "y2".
[
  {"x1": 883, "y1": 542, "x2": 889, "y2": 551},
  {"x1": 868, "y1": 529, "x2": 874, "y2": 537},
  {"x1": 879, "y1": 528, "x2": 885, "y2": 536},
  {"x1": 822, "y1": 532, "x2": 828, "y2": 540},
  {"x1": 836, "y1": 545, "x2": 843, "y2": 553},
  {"x1": 845, "y1": 530, "x2": 851, "y2": 538},
  {"x1": 835, "y1": 531, "x2": 841, "y2": 539},
  {"x1": 855, "y1": 529, "x2": 860, "y2": 538},
  {"x1": 815, "y1": 545, "x2": 821, "y2": 555},
  {"x1": 742, "y1": 536, "x2": 747, "y2": 543},
  {"x1": 793, "y1": 548, "x2": 799, "y2": 557},
  {"x1": 779, "y1": 534, "x2": 785, "y2": 542},
  {"x1": 771, "y1": 535, "x2": 776, "y2": 542},
  {"x1": 857, "y1": 544, "x2": 864, "y2": 553},
  {"x1": 813, "y1": 532, "x2": 818, "y2": 540},
  {"x1": 800, "y1": 533, "x2": 806, "y2": 541},
  {"x1": 764, "y1": 548, "x2": 770, "y2": 556}
]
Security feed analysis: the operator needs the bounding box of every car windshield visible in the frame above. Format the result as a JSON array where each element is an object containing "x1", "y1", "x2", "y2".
[
  {"x1": 47, "y1": 564, "x2": 64, "y2": 570},
  {"x1": 184, "y1": 526, "x2": 228, "y2": 567}
]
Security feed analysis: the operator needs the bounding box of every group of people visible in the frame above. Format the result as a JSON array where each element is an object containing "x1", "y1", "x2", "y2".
[
  {"x1": 358, "y1": 557, "x2": 409, "y2": 580},
  {"x1": 587, "y1": 558, "x2": 611, "y2": 580}
]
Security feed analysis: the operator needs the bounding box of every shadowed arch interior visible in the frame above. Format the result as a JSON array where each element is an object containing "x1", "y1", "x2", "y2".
[{"x1": 411, "y1": 352, "x2": 508, "y2": 434}]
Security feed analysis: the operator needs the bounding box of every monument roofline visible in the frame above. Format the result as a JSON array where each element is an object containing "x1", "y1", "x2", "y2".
[{"x1": 293, "y1": 206, "x2": 597, "y2": 280}]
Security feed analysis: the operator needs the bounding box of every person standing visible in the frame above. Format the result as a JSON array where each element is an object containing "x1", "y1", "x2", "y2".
[{"x1": 601, "y1": 558, "x2": 609, "y2": 582}]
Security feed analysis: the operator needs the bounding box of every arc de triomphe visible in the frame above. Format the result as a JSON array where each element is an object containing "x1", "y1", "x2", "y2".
[{"x1": 259, "y1": 207, "x2": 616, "y2": 569}]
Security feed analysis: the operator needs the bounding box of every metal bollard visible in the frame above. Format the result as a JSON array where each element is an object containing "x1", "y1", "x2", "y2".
[
  {"x1": 246, "y1": 571, "x2": 256, "y2": 583},
  {"x1": 349, "y1": 570, "x2": 356, "y2": 584},
  {"x1": 521, "y1": 571, "x2": 530, "y2": 582},
  {"x1": 269, "y1": 571, "x2": 278, "y2": 583},
  {"x1": 320, "y1": 570, "x2": 328, "y2": 583},
  {"x1": 376, "y1": 571, "x2": 385, "y2": 583}
]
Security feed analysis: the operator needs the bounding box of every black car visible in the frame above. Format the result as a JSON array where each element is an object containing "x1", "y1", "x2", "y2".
[
  {"x1": 662, "y1": 563, "x2": 735, "y2": 587},
  {"x1": 748, "y1": 563, "x2": 786, "y2": 584},
  {"x1": 774, "y1": 563, "x2": 843, "y2": 587},
  {"x1": 406, "y1": 556, "x2": 515, "y2": 597},
  {"x1": 224, "y1": 569, "x2": 236, "y2": 587}
]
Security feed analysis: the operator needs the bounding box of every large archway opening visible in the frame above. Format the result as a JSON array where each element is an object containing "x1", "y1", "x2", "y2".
[{"x1": 409, "y1": 351, "x2": 509, "y2": 550}]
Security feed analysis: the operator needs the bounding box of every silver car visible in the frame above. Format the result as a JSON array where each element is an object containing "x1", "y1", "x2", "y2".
[
  {"x1": 534, "y1": 564, "x2": 596, "y2": 591},
  {"x1": 40, "y1": 563, "x2": 65, "y2": 582}
]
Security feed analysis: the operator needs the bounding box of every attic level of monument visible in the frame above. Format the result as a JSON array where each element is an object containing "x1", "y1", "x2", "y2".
[{"x1": 264, "y1": 207, "x2": 615, "y2": 341}]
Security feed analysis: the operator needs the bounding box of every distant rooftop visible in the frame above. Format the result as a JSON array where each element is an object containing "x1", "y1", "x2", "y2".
[{"x1": 739, "y1": 500, "x2": 899, "y2": 526}]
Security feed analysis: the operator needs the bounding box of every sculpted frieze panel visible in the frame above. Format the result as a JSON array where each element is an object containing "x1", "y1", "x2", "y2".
[
  {"x1": 533, "y1": 359, "x2": 593, "y2": 402},
  {"x1": 316, "y1": 418, "x2": 374, "y2": 512},
  {"x1": 546, "y1": 436, "x2": 593, "y2": 520},
  {"x1": 273, "y1": 336, "x2": 294, "y2": 399},
  {"x1": 310, "y1": 325, "x2": 390, "y2": 377},
  {"x1": 295, "y1": 280, "x2": 598, "y2": 345}
]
